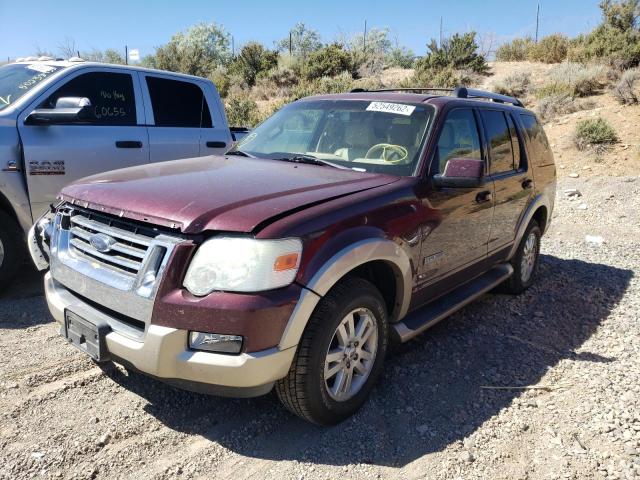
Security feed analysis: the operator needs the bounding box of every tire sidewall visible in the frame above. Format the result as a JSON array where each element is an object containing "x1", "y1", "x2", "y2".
[
  {"x1": 515, "y1": 222, "x2": 541, "y2": 289},
  {"x1": 0, "y1": 211, "x2": 23, "y2": 289},
  {"x1": 306, "y1": 282, "x2": 388, "y2": 423}
]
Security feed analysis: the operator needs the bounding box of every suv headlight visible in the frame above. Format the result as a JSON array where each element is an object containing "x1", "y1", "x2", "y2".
[{"x1": 183, "y1": 236, "x2": 302, "y2": 295}]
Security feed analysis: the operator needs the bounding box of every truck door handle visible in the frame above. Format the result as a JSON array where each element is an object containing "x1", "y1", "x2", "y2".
[
  {"x1": 206, "y1": 141, "x2": 227, "y2": 148},
  {"x1": 115, "y1": 141, "x2": 143, "y2": 148},
  {"x1": 522, "y1": 178, "x2": 533, "y2": 189},
  {"x1": 475, "y1": 191, "x2": 492, "y2": 204}
]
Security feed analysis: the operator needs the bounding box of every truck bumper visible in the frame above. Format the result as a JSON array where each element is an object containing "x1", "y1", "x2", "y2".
[{"x1": 44, "y1": 272, "x2": 297, "y2": 397}]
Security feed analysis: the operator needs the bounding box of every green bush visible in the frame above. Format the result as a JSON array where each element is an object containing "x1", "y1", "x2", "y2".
[
  {"x1": 415, "y1": 32, "x2": 489, "y2": 76},
  {"x1": 386, "y1": 46, "x2": 415, "y2": 68},
  {"x1": 527, "y1": 34, "x2": 570, "y2": 63},
  {"x1": 229, "y1": 42, "x2": 278, "y2": 86},
  {"x1": 534, "y1": 83, "x2": 574, "y2": 99},
  {"x1": 612, "y1": 68, "x2": 640, "y2": 103},
  {"x1": 208, "y1": 67, "x2": 231, "y2": 97},
  {"x1": 496, "y1": 37, "x2": 535, "y2": 61},
  {"x1": 304, "y1": 44, "x2": 353, "y2": 80},
  {"x1": 224, "y1": 95, "x2": 261, "y2": 127},
  {"x1": 574, "y1": 117, "x2": 618, "y2": 149},
  {"x1": 292, "y1": 71, "x2": 355, "y2": 98},
  {"x1": 492, "y1": 72, "x2": 531, "y2": 96},
  {"x1": 549, "y1": 62, "x2": 608, "y2": 96}
]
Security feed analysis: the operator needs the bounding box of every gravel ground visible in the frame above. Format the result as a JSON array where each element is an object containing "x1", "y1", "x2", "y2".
[{"x1": 1, "y1": 176, "x2": 639, "y2": 480}]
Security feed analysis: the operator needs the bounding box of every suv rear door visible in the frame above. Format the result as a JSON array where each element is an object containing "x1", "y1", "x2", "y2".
[
  {"x1": 479, "y1": 109, "x2": 533, "y2": 253},
  {"x1": 141, "y1": 74, "x2": 229, "y2": 162},
  {"x1": 17, "y1": 68, "x2": 149, "y2": 218}
]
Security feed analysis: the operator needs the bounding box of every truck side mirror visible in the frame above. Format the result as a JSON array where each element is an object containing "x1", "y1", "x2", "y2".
[
  {"x1": 432, "y1": 158, "x2": 486, "y2": 188},
  {"x1": 25, "y1": 97, "x2": 95, "y2": 126}
]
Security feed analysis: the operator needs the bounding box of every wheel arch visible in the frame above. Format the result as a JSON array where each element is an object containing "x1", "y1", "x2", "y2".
[
  {"x1": 508, "y1": 194, "x2": 551, "y2": 260},
  {"x1": 279, "y1": 238, "x2": 413, "y2": 350}
]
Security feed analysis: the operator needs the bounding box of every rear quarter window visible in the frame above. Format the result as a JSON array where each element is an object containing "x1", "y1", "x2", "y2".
[{"x1": 520, "y1": 114, "x2": 554, "y2": 167}]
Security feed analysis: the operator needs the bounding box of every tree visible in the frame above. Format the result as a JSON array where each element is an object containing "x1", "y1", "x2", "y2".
[
  {"x1": 103, "y1": 49, "x2": 125, "y2": 64},
  {"x1": 415, "y1": 32, "x2": 488, "y2": 75},
  {"x1": 230, "y1": 42, "x2": 278, "y2": 86},
  {"x1": 276, "y1": 23, "x2": 322, "y2": 60},
  {"x1": 57, "y1": 36, "x2": 78, "y2": 59},
  {"x1": 154, "y1": 22, "x2": 232, "y2": 76},
  {"x1": 305, "y1": 44, "x2": 353, "y2": 79}
]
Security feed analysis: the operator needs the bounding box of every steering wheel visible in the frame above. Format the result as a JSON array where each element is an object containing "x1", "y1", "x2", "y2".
[{"x1": 365, "y1": 143, "x2": 408, "y2": 163}]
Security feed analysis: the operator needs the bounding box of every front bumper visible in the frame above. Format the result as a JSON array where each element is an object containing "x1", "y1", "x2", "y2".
[{"x1": 45, "y1": 272, "x2": 297, "y2": 397}]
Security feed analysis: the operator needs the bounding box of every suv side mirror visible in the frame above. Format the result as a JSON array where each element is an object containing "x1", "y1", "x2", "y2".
[
  {"x1": 432, "y1": 158, "x2": 486, "y2": 188},
  {"x1": 25, "y1": 97, "x2": 95, "y2": 126}
]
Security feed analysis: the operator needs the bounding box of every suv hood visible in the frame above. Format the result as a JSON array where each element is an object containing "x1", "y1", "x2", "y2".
[{"x1": 60, "y1": 155, "x2": 400, "y2": 234}]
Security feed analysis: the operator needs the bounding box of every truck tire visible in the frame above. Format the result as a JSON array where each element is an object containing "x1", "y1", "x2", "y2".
[
  {"x1": 501, "y1": 220, "x2": 541, "y2": 294},
  {"x1": 0, "y1": 210, "x2": 24, "y2": 292},
  {"x1": 276, "y1": 277, "x2": 388, "y2": 425}
]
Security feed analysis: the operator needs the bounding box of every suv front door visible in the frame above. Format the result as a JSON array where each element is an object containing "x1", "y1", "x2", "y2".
[
  {"x1": 415, "y1": 108, "x2": 494, "y2": 302},
  {"x1": 18, "y1": 69, "x2": 148, "y2": 218},
  {"x1": 479, "y1": 109, "x2": 533, "y2": 253}
]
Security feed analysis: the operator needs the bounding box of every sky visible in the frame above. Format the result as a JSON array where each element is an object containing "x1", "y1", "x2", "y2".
[{"x1": 0, "y1": 0, "x2": 605, "y2": 61}]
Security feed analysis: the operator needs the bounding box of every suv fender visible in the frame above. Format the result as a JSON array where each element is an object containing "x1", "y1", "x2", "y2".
[
  {"x1": 508, "y1": 193, "x2": 551, "y2": 260},
  {"x1": 279, "y1": 238, "x2": 413, "y2": 350}
]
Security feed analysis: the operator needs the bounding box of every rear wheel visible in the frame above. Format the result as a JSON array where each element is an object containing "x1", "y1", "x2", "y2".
[
  {"x1": 502, "y1": 220, "x2": 541, "y2": 294},
  {"x1": 0, "y1": 210, "x2": 24, "y2": 292},
  {"x1": 276, "y1": 277, "x2": 388, "y2": 425}
]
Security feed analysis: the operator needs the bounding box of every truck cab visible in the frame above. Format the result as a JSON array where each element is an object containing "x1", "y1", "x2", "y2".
[{"x1": 0, "y1": 59, "x2": 241, "y2": 288}]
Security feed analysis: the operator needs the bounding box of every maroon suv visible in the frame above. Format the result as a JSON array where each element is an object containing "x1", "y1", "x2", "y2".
[{"x1": 29, "y1": 87, "x2": 556, "y2": 425}]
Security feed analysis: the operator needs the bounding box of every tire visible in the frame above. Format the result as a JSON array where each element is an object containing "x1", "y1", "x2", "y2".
[
  {"x1": 0, "y1": 210, "x2": 24, "y2": 292},
  {"x1": 501, "y1": 220, "x2": 541, "y2": 294},
  {"x1": 276, "y1": 277, "x2": 388, "y2": 425}
]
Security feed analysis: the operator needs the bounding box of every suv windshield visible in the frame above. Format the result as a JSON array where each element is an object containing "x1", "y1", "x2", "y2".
[
  {"x1": 0, "y1": 63, "x2": 65, "y2": 111},
  {"x1": 233, "y1": 99, "x2": 435, "y2": 176}
]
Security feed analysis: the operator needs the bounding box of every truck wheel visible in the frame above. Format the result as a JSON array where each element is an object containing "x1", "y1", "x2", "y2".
[
  {"x1": 0, "y1": 211, "x2": 24, "y2": 292},
  {"x1": 502, "y1": 220, "x2": 541, "y2": 294},
  {"x1": 276, "y1": 277, "x2": 388, "y2": 425}
]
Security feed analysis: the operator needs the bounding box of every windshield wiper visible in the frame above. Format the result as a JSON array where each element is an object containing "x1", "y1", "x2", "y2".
[
  {"x1": 226, "y1": 149, "x2": 254, "y2": 158},
  {"x1": 274, "y1": 154, "x2": 348, "y2": 169}
]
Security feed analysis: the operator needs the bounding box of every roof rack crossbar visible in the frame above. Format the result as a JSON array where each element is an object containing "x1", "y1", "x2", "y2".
[{"x1": 350, "y1": 86, "x2": 524, "y2": 108}]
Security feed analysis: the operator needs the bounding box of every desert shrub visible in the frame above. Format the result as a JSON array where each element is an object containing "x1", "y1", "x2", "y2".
[
  {"x1": 386, "y1": 46, "x2": 416, "y2": 68},
  {"x1": 496, "y1": 37, "x2": 535, "y2": 61},
  {"x1": 305, "y1": 44, "x2": 353, "y2": 80},
  {"x1": 229, "y1": 42, "x2": 278, "y2": 86},
  {"x1": 266, "y1": 67, "x2": 299, "y2": 88},
  {"x1": 537, "y1": 94, "x2": 595, "y2": 120},
  {"x1": 352, "y1": 76, "x2": 385, "y2": 91},
  {"x1": 291, "y1": 71, "x2": 355, "y2": 98},
  {"x1": 492, "y1": 72, "x2": 531, "y2": 96},
  {"x1": 568, "y1": 1, "x2": 640, "y2": 69},
  {"x1": 527, "y1": 34, "x2": 570, "y2": 63},
  {"x1": 415, "y1": 32, "x2": 489, "y2": 76},
  {"x1": 535, "y1": 83, "x2": 574, "y2": 99},
  {"x1": 208, "y1": 67, "x2": 231, "y2": 97},
  {"x1": 549, "y1": 62, "x2": 608, "y2": 96},
  {"x1": 612, "y1": 68, "x2": 640, "y2": 103},
  {"x1": 224, "y1": 95, "x2": 261, "y2": 127},
  {"x1": 574, "y1": 117, "x2": 618, "y2": 149}
]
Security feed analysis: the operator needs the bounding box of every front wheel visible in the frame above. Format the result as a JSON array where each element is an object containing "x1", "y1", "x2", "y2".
[
  {"x1": 276, "y1": 277, "x2": 388, "y2": 425},
  {"x1": 0, "y1": 211, "x2": 24, "y2": 292}
]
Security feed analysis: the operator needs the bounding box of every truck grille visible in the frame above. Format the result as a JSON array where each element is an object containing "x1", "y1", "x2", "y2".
[{"x1": 67, "y1": 209, "x2": 158, "y2": 276}]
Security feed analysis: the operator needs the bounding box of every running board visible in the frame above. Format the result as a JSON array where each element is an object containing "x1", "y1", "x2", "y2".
[{"x1": 393, "y1": 263, "x2": 514, "y2": 343}]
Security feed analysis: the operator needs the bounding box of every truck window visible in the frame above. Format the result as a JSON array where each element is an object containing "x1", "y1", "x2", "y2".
[
  {"x1": 435, "y1": 109, "x2": 482, "y2": 174},
  {"x1": 481, "y1": 110, "x2": 515, "y2": 175},
  {"x1": 146, "y1": 77, "x2": 212, "y2": 128},
  {"x1": 43, "y1": 72, "x2": 136, "y2": 126},
  {"x1": 0, "y1": 63, "x2": 66, "y2": 111},
  {"x1": 520, "y1": 114, "x2": 554, "y2": 167}
]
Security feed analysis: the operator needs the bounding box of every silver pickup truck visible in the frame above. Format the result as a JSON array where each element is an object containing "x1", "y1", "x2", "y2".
[{"x1": 0, "y1": 59, "x2": 245, "y2": 288}]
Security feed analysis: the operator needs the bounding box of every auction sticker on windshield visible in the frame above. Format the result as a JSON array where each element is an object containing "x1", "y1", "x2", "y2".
[{"x1": 366, "y1": 101, "x2": 416, "y2": 116}]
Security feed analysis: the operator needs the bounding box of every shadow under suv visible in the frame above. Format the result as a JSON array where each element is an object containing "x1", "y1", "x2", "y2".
[{"x1": 30, "y1": 87, "x2": 556, "y2": 425}]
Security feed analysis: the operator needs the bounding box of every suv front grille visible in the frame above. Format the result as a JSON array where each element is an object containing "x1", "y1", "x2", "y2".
[{"x1": 68, "y1": 213, "x2": 153, "y2": 275}]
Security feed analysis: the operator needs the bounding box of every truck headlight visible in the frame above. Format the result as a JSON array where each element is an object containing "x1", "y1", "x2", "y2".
[{"x1": 183, "y1": 236, "x2": 302, "y2": 295}]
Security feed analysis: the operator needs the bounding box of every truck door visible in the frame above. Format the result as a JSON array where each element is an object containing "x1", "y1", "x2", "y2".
[
  {"x1": 17, "y1": 69, "x2": 149, "y2": 218},
  {"x1": 141, "y1": 74, "x2": 229, "y2": 162},
  {"x1": 416, "y1": 108, "x2": 494, "y2": 297}
]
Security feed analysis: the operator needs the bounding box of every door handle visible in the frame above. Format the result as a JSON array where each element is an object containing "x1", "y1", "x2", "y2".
[
  {"x1": 115, "y1": 141, "x2": 143, "y2": 149},
  {"x1": 475, "y1": 190, "x2": 492, "y2": 204},
  {"x1": 522, "y1": 178, "x2": 533, "y2": 189},
  {"x1": 206, "y1": 141, "x2": 227, "y2": 148}
]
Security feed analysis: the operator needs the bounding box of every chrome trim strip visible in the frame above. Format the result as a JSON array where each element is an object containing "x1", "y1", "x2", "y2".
[{"x1": 71, "y1": 215, "x2": 152, "y2": 247}]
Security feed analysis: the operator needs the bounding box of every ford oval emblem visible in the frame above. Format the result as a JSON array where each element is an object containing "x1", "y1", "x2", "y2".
[{"x1": 89, "y1": 233, "x2": 116, "y2": 253}]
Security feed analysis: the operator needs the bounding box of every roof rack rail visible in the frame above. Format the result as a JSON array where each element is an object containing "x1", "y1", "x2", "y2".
[{"x1": 349, "y1": 86, "x2": 524, "y2": 108}]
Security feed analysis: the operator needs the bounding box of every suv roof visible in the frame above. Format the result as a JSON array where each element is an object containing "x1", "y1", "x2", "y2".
[{"x1": 306, "y1": 87, "x2": 526, "y2": 110}]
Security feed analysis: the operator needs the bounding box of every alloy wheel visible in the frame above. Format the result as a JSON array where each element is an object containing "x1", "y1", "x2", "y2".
[
  {"x1": 520, "y1": 231, "x2": 538, "y2": 283},
  {"x1": 324, "y1": 307, "x2": 378, "y2": 402}
]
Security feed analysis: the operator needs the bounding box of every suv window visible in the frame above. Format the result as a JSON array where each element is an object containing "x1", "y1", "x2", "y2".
[
  {"x1": 146, "y1": 77, "x2": 212, "y2": 128},
  {"x1": 435, "y1": 109, "x2": 482, "y2": 173},
  {"x1": 481, "y1": 110, "x2": 515, "y2": 174},
  {"x1": 520, "y1": 114, "x2": 553, "y2": 167},
  {"x1": 44, "y1": 72, "x2": 136, "y2": 126}
]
